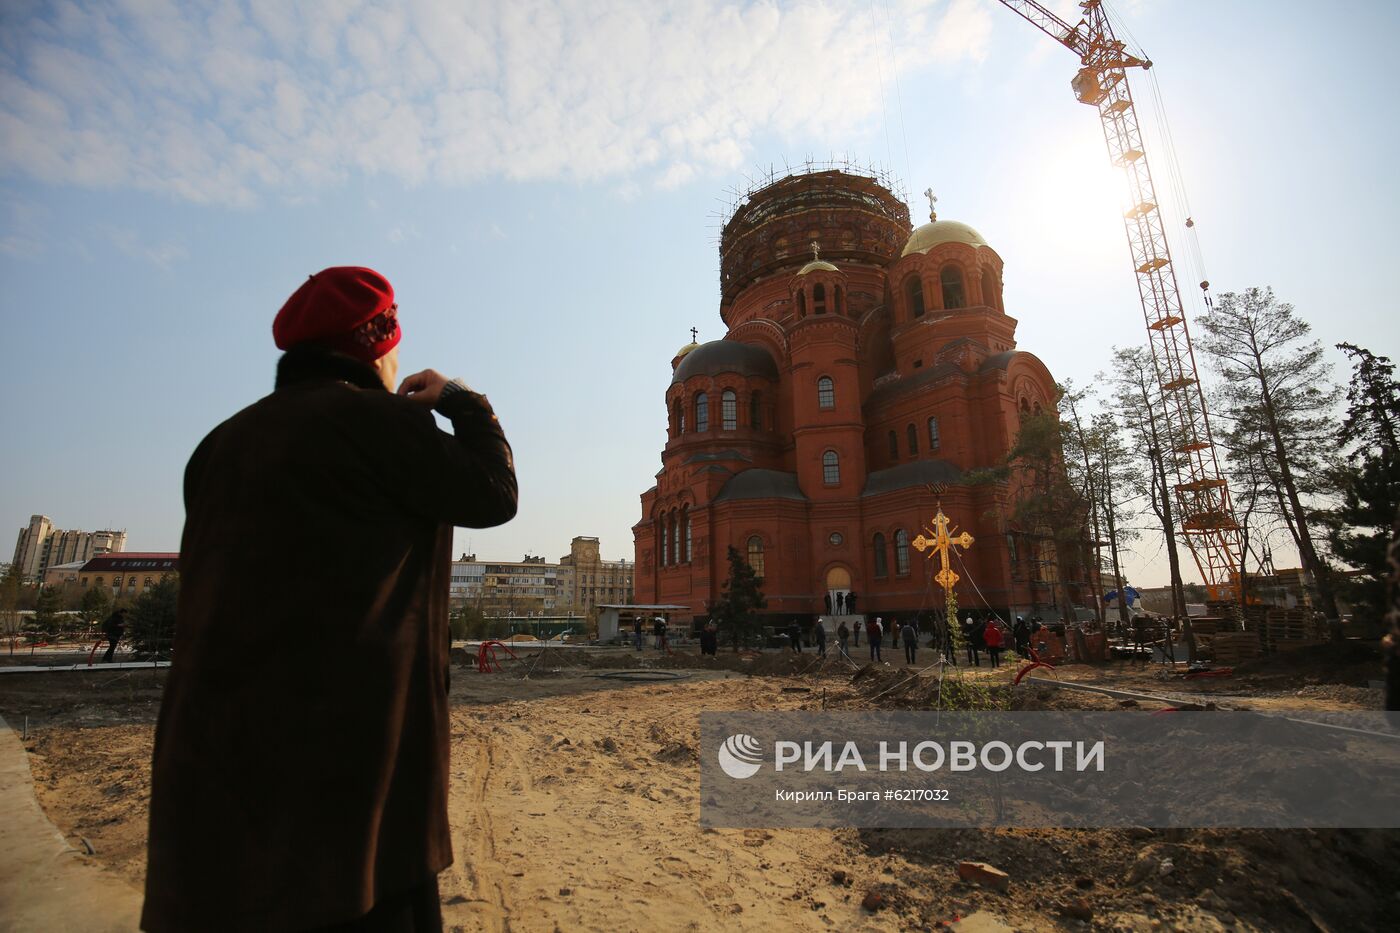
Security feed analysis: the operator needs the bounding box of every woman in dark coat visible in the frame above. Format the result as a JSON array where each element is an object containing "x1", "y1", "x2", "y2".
[{"x1": 142, "y1": 267, "x2": 517, "y2": 933}]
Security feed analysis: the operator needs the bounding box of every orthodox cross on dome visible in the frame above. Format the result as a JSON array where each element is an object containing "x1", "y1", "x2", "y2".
[
  {"x1": 809, "y1": 240, "x2": 821, "y2": 261},
  {"x1": 923, "y1": 188, "x2": 938, "y2": 222},
  {"x1": 912, "y1": 502, "x2": 973, "y2": 598},
  {"x1": 690, "y1": 326, "x2": 698, "y2": 343}
]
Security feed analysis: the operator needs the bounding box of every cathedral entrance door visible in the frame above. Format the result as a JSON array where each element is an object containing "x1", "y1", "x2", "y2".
[{"x1": 825, "y1": 567, "x2": 852, "y2": 617}]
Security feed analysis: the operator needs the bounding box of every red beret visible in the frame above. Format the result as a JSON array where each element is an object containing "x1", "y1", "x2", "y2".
[{"x1": 273, "y1": 266, "x2": 401, "y2": 363}]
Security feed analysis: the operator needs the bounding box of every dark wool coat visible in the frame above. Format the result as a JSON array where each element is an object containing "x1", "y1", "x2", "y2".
[{"x1": 141, "y1": 347, "x2": 517, "y2": 932}]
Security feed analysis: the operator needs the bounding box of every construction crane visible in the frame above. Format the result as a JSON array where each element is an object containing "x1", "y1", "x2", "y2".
[{"x1": 998, "y1": 0, "x2": 1242, "y2": 600}]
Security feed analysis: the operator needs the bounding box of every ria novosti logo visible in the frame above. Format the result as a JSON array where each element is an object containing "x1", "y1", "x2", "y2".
[{"x1": 717, "y1": 734, "x2": 764, "y2": 779}]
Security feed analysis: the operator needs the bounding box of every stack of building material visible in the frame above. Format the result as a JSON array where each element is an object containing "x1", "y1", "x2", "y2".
[
  {"x1": 1210, "y1": 631, "x2": 1261, "y2": 665},
  {"x1": 1260, "y1": 608, "x2": 1322, "y2": 653},
  {"x1": 1186, "y1": 618, "x2": 1220, "y2": 660}
]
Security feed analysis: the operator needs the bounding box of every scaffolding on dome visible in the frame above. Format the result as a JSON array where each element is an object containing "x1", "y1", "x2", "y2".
[{"x1": 712, "y1": 156, "x2": 909, "y2": 235}]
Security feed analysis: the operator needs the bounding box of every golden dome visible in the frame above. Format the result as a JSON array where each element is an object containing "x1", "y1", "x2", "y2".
[
  {"x1": 675, "y1": 341, "x2": 700, "y2": 359},
  {"x1": 797, "y1": 259, "x2": 840, "y2": 275},
  {"x1": 901, "y1": 219, "x2": 988, "y2": 257}
]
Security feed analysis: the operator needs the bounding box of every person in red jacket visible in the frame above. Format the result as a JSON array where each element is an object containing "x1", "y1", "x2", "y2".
[{"x1": 984, "y1": 618, "x2": 1005, "y2": 668}]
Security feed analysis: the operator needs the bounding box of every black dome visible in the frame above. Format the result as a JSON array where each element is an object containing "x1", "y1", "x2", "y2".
[{"x1": 672, "y1": 339, "x2": 778, "y2": 384}]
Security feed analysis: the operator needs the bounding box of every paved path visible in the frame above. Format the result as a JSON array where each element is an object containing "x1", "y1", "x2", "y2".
[
  {"x1": 0, "y1": 714, "x2": 143, "y2": 932},
  {"x1": 0, "y1": 661, "x2": 170, "y2": 676}
]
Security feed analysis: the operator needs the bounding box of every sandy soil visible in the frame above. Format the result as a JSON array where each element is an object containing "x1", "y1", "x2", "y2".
[{"x1": 2, "y1": 649, "x2": 1397, "y2": 932}]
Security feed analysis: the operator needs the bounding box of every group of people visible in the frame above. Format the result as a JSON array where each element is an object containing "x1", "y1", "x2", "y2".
[
  {"x1": 784, "y1": 614, "x2": 1048, "y2": 669},
  {"x1": 827, "y1": 616, "x2": 919, "y2": 664},
  {"x1": 951, "y1": 613, "x2": 1042, "y2": 667},
  {"x1": 786, "y1": 619, "x2": 828, "y2": 657},
  {"x1": 822, "y1": 590, "x2": 858, "y2": 615}
]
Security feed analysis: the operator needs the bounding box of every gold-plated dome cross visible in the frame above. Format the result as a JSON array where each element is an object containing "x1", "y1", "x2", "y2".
[{"x1": 912, "y1": 503, "x2": 973, "y2": 595}]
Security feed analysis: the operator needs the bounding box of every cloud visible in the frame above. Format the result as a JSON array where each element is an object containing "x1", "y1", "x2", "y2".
[
  {"x1": 0, "y1": 1, "x2": 992, "y2": 206},
  {"x1": 100, "y1": 224, "x2": 188, "y2": 269}
]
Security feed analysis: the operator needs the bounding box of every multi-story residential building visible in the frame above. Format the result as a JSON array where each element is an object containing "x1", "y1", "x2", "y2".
[
  {"x1": 449, "y1": 540, "x2": 634, "y2": 618},
  {"x1": 450, "y1": 554, "x2": 562, "y2": 614},
  {"x1": 12, "y1": 514, "x2": 126, "y2": 581}
]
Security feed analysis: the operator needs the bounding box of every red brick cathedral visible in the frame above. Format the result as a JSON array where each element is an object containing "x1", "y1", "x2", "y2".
[{"x1": 634, "y1": 169, "x2": 1070, "y2": 628}]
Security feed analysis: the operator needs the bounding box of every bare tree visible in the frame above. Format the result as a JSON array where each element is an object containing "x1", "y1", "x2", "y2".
[
  {"x1": 1088, "y1": 411, "x2": 1142, "y2": 630},
  {"x1": 1060, "y1": 381, "x2": 1106, "y2": 624},
  {"x1": 1111, "y1": 346, "x2": 1189, "y2": 620},
  {"x1": 1197, "y1": 287, "x2": 1342, "y2": 623}
]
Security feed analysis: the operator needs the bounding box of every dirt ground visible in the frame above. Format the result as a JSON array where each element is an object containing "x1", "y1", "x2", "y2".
[{"x1": 1, "y1": 644, "x2": 1397, "y2": 932}]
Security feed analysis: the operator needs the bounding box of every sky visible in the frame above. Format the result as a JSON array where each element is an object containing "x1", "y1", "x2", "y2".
[{"x1": 2, "y1": 0, "x2": 1397, "y2": 589}]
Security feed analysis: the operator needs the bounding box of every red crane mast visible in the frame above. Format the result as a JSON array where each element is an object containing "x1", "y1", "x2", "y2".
[{"x1": 998, "y1": 0, "x2": 1242, "y2": 599}]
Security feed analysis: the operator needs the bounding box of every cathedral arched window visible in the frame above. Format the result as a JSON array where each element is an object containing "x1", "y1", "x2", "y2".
[
  {"x1": 906, "y1": 277, "x2": 926, "y2": 319},
  {"x1": 682, "y1": 506, "x2": 691, "y2": 563},
  {"x1": 695, "y1": 392, "x2": 709, "y2": 432},
  {"x1": 928, "y1": 416, "x2": 940, "y2": 450},
  {"x1": 835, "y1": 286, "x2": 844, "y2": 316},
  {"x1": 747, "y1": 536, "x2": 765, "y2": 580},
  {"x1": 817, "y1": 376, "x2": 835, "y2": 410},
  {"x1": 822, "y1": 450, "x2": 841, "y2": 485},
  {"x1": 981, "y1": 266, "x2": 1000, "y2": 311},
  {"x1": 721, "y1": 389, "x2": 737, "y2": 430},
  {"x1": 872, "y1": 533, "x2": 889, "y2": 578},
  {"x1": 894, "y1": 529, "x2": 911, "y2": 576},
  {"x1": 813, "y1": 283, "x2": 827, "y2": 314},
  {"x1": 907, "y1": 423, "x2": 918, "y2": 456},
  {"x1": 750, "y1": 391, "x2": 762, "y2": 430},
  {"x1": 796, "y1": 290, "x2": 806, "y2": 317},
  {"x1": 659, "y1": 515, "x2": 668, "y2": 566},
  {"x1": 941, "y1": 264, "x2": 966, "y2": 310},
  {"x1": 888, "y1": 430, "x2": 899, "y2": 460},
  {"x1": 671, "y1": 511, "x2": 680, "y2": 566}
]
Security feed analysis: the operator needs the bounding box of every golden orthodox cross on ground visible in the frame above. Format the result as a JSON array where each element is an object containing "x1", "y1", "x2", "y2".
[
  {"x1": 912, "y1": 503, "x2": 973, "y2": 597},
  {"x1": 809, "y1": 240, "x2": 820, "y2": 261},
  {"x1": 923, "y1": 188, "x2": 938, "y2": 222}
]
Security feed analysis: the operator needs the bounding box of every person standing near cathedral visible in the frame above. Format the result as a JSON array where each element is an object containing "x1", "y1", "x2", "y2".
[
  {"x1": 984, "y1": 618, "x2": 1004, "y2": 668},
  {"x1": 1013, "y1": 615, "x2": 1030, "y2": 659},
  {"x1": 867, "y1": 616, "x2": 884, "y2": 663},
  {"x1": 142, "y1": 266, "x2": 518, "y2": 933},
  {"x1": 962, "y1": 614, "x2": 981, "y2": 667},
  {"x1": 901, "y1": 619, "x2": 918, "y2": 666}
]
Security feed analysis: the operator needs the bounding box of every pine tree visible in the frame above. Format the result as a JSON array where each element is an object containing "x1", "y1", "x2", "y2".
[
  {"x1": 33, "y1": 584, "x2": 64, "y2": 638},
  {"x1": 80, "y1": 583, "x2": 113, "y2": 627},
  {"x1": 1323, "y1": 344, "x2": 1400, "y2": 632},
  {"x1": 1197, "y1": 287, "x2": 1342, "y2": 622},
  {"x1": 712, "y1": 545, "x2": 766, "y2": 650},
  {"x1": 128, "y1": 576, "x2": 180, "y2": 660},
  {"x1": 1006, "y1": 412, "x2": 1091, "y2": 621}
]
